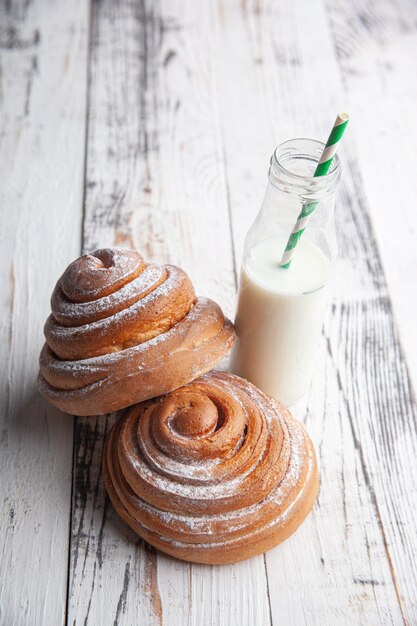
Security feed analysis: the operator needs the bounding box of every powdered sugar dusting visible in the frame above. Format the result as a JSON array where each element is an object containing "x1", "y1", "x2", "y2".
[
  {"x1": 105, "y1": 372, "x2": 317, "y2": 556},
  {"x1": 53, "y1": 264, "x2": 167, "y2": 325},
  {"x1": 43, "y1": 298, "x2": 225, "y2": 374},
  {"x1": 39, "y1": 299, "x2": 235, "y2": 414},
  {"x1": 49, "y1": 265, "x2": 191, "y2": 340}
]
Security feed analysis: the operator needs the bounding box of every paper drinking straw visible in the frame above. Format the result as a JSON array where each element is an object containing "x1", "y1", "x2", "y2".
[{"x1": 279, "y1": 113, "x2": 349, "y2": 268}]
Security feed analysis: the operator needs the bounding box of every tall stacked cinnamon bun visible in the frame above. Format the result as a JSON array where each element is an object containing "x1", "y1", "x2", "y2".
[{"x1": 38, "y1": 248, "x2": 235, "y2": 416}]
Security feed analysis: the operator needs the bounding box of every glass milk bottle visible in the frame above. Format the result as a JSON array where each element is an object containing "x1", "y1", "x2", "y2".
[{"x1": 230, "y1": 138, "x2": 341, "y2": 406}]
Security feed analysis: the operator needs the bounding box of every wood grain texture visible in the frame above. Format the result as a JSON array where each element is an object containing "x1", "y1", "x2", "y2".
[
  {"x1": 67, "y1": 0, "x2": 417, "y2": 624},
  {"x1": 325, "y1": 0, "x2": 417, "y2": 409},
  {"x1": 0, "y1": 0, "x2": 88, "y2": 624},
  {"x1": 215, "y1": 0, "x2": 417, "y2": 623},
  {"x1": 2, "y1": 0, "x2": 417, "y2": 624},
  {"x1": 325, "y1": 2, "x2": 417, "y2": 621},
  {"x1": 66, "y1": 1, "x2": 270, "y2": 624}
]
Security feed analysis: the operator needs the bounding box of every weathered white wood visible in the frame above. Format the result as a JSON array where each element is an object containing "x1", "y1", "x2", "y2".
[
  {"x1": 214, "y1": 0, "x2": 417, "y2": 624},
  {"x1": 325, "y1": 0, "x2": 417, "y2": 391},
  {"x1": 67, "y1": 1, "x2": 271, "y2": 624},
  {"x1": 0, "y1": 0, "x2": 88, "y2": 624}
]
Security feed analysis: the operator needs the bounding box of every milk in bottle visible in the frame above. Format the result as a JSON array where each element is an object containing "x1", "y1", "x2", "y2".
[{"x1": 230, "y1": 138, "x2": 341, "y2": 405}]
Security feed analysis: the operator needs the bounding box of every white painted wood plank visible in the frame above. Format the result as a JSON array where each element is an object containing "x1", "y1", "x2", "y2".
[
  {"x1": 325, "y1": 0, "x2": 417, "y2": 428},
  {"x1": 0, "y1": 0, "x2": 88, "y2": 624},
  {"x1": 67, "y1": 1, "x2": 271, "y2": 624},
  {"x1": 213, "y1": 0, "x2": 416, "y2": 623}
]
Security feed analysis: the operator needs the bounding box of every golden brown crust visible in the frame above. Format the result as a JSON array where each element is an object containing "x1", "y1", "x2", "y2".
[
  {"x1": 38, "y1": 249, "x2": 235, "y2": 415},
  {"x1": 103, "y1": 371, "x2": 319, "y2": 564}
]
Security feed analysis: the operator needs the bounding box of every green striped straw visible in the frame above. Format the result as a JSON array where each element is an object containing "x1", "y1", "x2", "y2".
[{"x1": 279, "y1": 113, "x2": 349, "y2": 268}]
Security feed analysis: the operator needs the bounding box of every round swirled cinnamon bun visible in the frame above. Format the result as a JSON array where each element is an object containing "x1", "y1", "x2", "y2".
[
  {"x1": 103, "y1": 371, "x2": 318, "y2": 564},
  {"x1": 38, "y1": 249, "x2": 235, "y2": 416}
]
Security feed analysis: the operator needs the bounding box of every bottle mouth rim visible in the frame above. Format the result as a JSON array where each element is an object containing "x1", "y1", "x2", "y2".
[{"x1": 271, "y1": 138, "x2": 341, "y2": 189}]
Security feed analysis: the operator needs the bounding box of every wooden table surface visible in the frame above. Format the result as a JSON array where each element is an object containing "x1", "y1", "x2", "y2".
[{"x1": 1, "y1": 0, "x2": 417, "y2": 624}]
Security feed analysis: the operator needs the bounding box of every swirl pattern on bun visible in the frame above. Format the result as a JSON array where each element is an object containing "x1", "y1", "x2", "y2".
[
  {"x1": 38, "y1": 249, "x2": 235, "y2": 416},
  {"x1": 103, "y1": 371, "x2": 318, "y2": 564}
]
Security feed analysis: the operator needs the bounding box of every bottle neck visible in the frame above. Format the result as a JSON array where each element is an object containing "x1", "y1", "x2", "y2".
[
  {"x1": 243, "y1": 138, "x2": 340, "y2": 264},
  {"x1": 268, "y1": 138, "x2": 341, "y2": 202}
]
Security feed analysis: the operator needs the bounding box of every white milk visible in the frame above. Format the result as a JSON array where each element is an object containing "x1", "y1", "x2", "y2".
[{"x1": 230, "y1": 236, "x2": 331, "y2": 405}]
